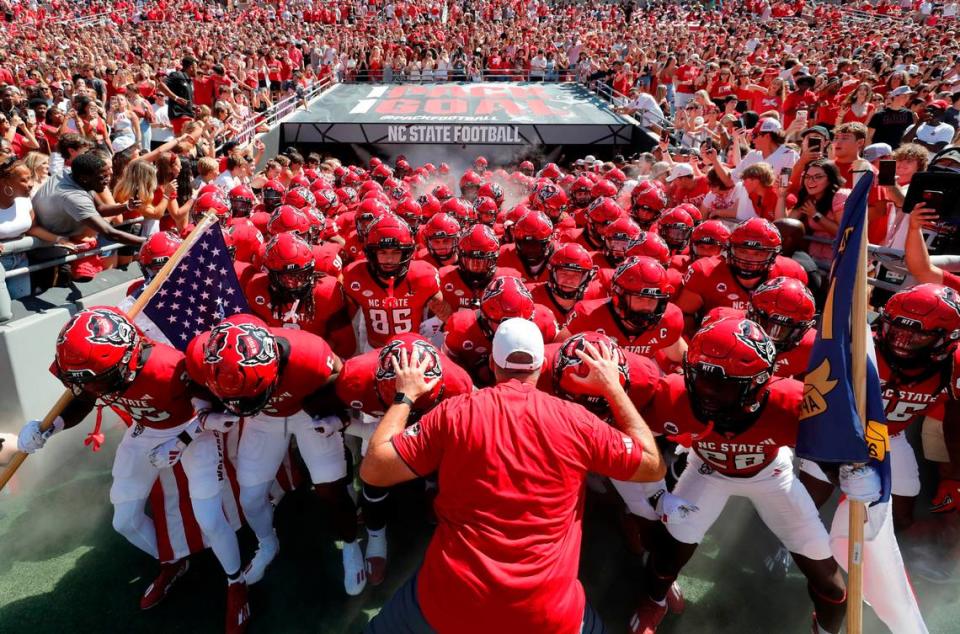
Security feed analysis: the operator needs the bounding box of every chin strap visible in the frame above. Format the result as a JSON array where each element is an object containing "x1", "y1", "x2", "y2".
[{"x1": 667, "y1": 420, "x2": 714, "y2": 449}]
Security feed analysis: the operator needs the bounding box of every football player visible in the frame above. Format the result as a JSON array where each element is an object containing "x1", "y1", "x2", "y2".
[
  {"x1": 439, "y1": 224, "x2": 521, "y2": 311},
  {"x1": 595, "y1": 216, "x2": 642, "y2": 269},
  {"x1": 244, "y1": 232, "x2": 355, "y2": 358},
  {"x1": 675, "y1": 218, "x2": 808, "y2": 335},
  {"x1": 497, "y1": 210, "x2": 554, "y2": 283},
  {"x1": 630, "y1": 181, "x2": 669, "y2": 231},
  {"x1": 799, "y1": 284, "x2": 960, "y2": 531},
  {"x1": 560, "y1": 256, "x2": 686, "y2": 371},
  {"x1": 185, "y1": 317, "x2": 366, "y2": 595},
  {"x1": 527, "y1": 243, "x2": 603, "y2": 324},
  {"x1": 443, "y1": 276, "x2": 558, "y2": 385},
  {"x1": 630, "y1": 317, "x2": 871, "y2": 634},
  {"x1": 579, "y1": 197, "x2": 625, "y2": 252},
  {"x1": 343, "y1": 214, "x2": 451, "y2": 350},
  {"x1": 18, "y1": 308, "x2": 249, "y2": 632},
  {"x1": 417, "y1": 212, "x2": 461, "y2": 269},
  {"x1": 702, "y1": 277, "x2": 817, "y2": 378},
  {"x1": 336, "y1": 334, "x2": 474, "y2": 585}
]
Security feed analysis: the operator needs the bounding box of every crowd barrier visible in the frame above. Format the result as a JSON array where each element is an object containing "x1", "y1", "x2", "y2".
[{"x1": 338, "y1": 68, "x2": 575, "y2": 83}]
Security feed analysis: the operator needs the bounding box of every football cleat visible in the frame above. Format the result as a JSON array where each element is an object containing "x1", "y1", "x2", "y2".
[
  {"x1": 243, "y1": 533, "x2": 279, "y2": 585},
  {"x1": 629, "y1": 596, "x2": 668, "y2": 634},
  {"x1": 139, "y1": 559, "x2": 189, "y2": 610},
  {"x1": 225, "y1": 577, "x2": 251, "y2": 634},
  {"x1": 343, "y1": 540, "x2": 367, "y2": 595}
]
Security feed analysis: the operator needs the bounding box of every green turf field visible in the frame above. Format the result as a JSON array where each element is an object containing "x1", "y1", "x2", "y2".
[{"x1": 2, "y1": 435, "x2": 959, "y2": 633}]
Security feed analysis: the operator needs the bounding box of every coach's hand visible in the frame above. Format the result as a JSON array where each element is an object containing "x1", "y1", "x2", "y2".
[
  {"x1": 572, "y1": 340, "x2": 626, "y2": 397},
  {"x1": 391, "y1": 348, "x2": 440, "y2": 402}
]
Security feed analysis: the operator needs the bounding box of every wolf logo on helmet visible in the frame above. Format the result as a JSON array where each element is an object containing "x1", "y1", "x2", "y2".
[
  {"x1": 78, "y1": 308, "x2": 138, "y2": 349},
  {"x1": 734, "y1": 320, "x2": 777, "y2": 368},
  {"x1": 205, "y1": 322, "x2": 277, "y2": 368}
]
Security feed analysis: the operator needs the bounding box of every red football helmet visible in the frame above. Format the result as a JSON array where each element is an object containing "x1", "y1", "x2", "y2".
[
  {"x1": 658, "y1": 207, "x2": 695, "y2": 252},
  {"x1": 728, "y1": 218, "x2": 781, "y2": 279},
  {"x1": 229, "y1": 185, "x2": 256, "y2": 218},
  {"x1": 539, "y1": 163, "x2": 562, "y2": 179},
  {"x1": 375, "y1": 334, "x2": 444, "y2": 410},
  {"x1": 333, "y1": 166, "x2": 347, "y2": 185},
  {"x1": 474, "y1": 156, "x2": 489, "y2": 172},
  {"x1": 416, "y1": 193, "x2": 442, "y2": 218},
  {"x1": 500, "y1": 202, "x2": 532, "y2": 243},
  {"x1": 372, "y1": 163, "x2": 393, "y2": 184},
  {"x1": 343, "y1": 170, "x2": 364, "y2": 188},
  {"x1": 432, "y1": 183, "x2": 454, "y2": 201},
  {"x1": 303, "y1": 207, "x2": 327, "y2": 242},
  {"x1": 442, "y1": 197, "x2": 478, "y2": 228},
  {"x1": 202, "y1": 317, "x2": 280, "y2": 416},
  {"x1": 570, "y1": 176, "x2": 595, "y2": 207},
  {"x1": 388, "y1": 184, "x2": 409, "y2": 204},
  {"x1": 422, "y1": 213, "x2": 461, "y2": 265},
  {"x1": 460, "y1": 170, "x2": 482, "y2": 199},
  {"x1": 303, "y1": 168, "x2": 320, "y2": 184},
  {"x1": 677, "y1": 202, "x2": 702, "y2": 223},
  {"x1": 748, "y1": 277, "x2": 816, "y2": 351},
  {"x1": 198, "y1": 183, "x2": 220, "y2": 197},
  {"x1": 532, "y1": 182, "x2": 569, "y2": 221},
  {"x1": 548, "y1": 243, "x2": 596, "y2": 301},
  {"x1": 610, "y1": 256, "x2": 673, "y2": 331},
  {"x1": 369, "y1": 157, "x2": 383, "y2": 169},
  {"x1": 630, "y1": 181, "x2": 668, "y2": 227},
  {"x1": 267, "y1": 205, "x2": 312, "y2": 239},
  {"x1": 395, "y1": 158, "x2": 412, "y2": 177},
  {"x1": 264, "y1": 232, "x2": 316, "y2": 298},
  {"x1": 261, "y1": 179, "x2": 286, "y2": 211},
  {"x1": 138, "y1": 230, "x2": 182, "y2": 280},
  {"x1": 335, "y1": 186, "x2": 359, "y2": 206},
  {"x1": 289, "y1": 174, "x2": 310, "y2": 190},
  {"x1": 553, "y1": 331, "x2": 628, "y2": 417},
  {"x1": 602, "y1": 216, "x2": 642, "y2": 264},
  {"x1": 478, "y1": 276, "x2": 536, "y2": 337},
  {"x1": 691, "y1": 219, "x2": 731, "y2": 259},
  {"x1": 355, "y1": 198, "x2": 391, "y2": 241},
  {"x1": 53, "y1": 307, "x2": 143, "y2": 398},
  {"x1": 478, "y1": 182, "x2": 504, "y2": 206},
  {"x1": 364, "y1": 214, "x2": 416, "y2": 279},
  {"x1": 226, "y1": 220, "x2": 265, "y2": 264},
  {"x1": 683, "y1": 317, "x2": 776, "y2": 431},
  {"x1": 358, "y1": 180, "x2": 384, "y2": 198},
  {"x1": 513, "y1": 211, "x2": 554, "y2": 267},
  {"x1": 624, "y1": 231, "x2": 671, "y2": 267},
  {"x1": 519, "y1": 160, "x2": 536, "y2": 176},
  {"x1": 474, "y1": 196, "x2": 499, "y2": 226},
  {"x1": 590, "y1": 179, "x2": 618, "y2": 201},
  {"x1": 458, "y1": 224, "x2": 500, "y2": 289},
  {"x1": 606, "y1": 168, "x2": 627, "y2": 188},
  {"x1": 194, "y1": 191, "x2": 231, "y2": 224},
  {"x1": 586, "y1": 197, "x2": 625, "y2": 245},
  {"x1": 284, "y1": 186, "x2": 316, "y2": 210},
  {"x1": 395, "y1": 198, "x2": 426, "y2": 232},
  {"x1": 314, "y1": 188, "x2": 340, "y2": 215},
  {"x1": 877, "y1": 283, "x2": 960, "y2": 369}
]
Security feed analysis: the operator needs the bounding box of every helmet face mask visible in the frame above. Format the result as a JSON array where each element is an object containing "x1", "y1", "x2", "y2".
[
  {"x1": 270, "y1": 266, "x2": 315, "y2": 295},
  {"x1": 661, "y1": 223, "x2": 692, "y2": 251},
  {"x1": 516, "y1": 238, "x2": 549, "y2": 265},
  {"x1": 878, "y1": 317, "x2": 951, "y2": 367},
  {"x1": 683, "y1": 361, "x2": 766, "y2": 434},
  {"x1": 729, "y1": 245, "x2": 777, "y2": 279},
  {"x1": 749, "y1": 307, "x2": 812, "y2": 351},
  {"x1": 427, "y1": 235, "x2": 457, "y2": 261},
  {"x1": 612, "y1": 287, "x2": 668, "y2": 331},
  {"x1": 222, "y1": 390, "x2": 274, "y2": 417},
  {"x1": 692, "y1": 239, "x2": 723, "y2": 259},
  {"x1": 364, "y1": 215, "x2": 416, "y2": 280}
]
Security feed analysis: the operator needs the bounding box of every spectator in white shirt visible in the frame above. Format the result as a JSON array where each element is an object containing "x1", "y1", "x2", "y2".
[{"x1": 731, "y1": 117, "x2": 798, "y2": 181}]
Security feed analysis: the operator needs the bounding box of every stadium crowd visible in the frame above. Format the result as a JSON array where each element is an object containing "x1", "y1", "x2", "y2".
[{"x1": 4, "y1": 0, "x2": 960, "y2": 633}]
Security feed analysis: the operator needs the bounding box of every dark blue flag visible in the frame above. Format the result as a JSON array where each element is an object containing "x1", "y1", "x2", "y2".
[
  {"x1": 142, "y1": 223, "x2": 250, "y2": 351},
  {"x1": 796, "y1": 171, "x2": 891, "y2": 503}
]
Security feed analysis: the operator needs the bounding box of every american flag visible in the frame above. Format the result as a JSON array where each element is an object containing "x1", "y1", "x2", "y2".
[{"x1": 142, "y1": 224, "x2": 250, "y2": 351}]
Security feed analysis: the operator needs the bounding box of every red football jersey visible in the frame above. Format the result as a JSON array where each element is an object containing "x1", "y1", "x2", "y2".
[
  {"x1": 244, "y1": 272, "x2": 355, "y2": 358},
  {"x1": 538, "y1": 344, "x2": 662, "y2": 411},
  {"x1": 187, "y1": 327, "x2": 337, "y2": 417},
  {"x1": 343, "y1": 259, "x2": 441, "y2": 348},
  {"x1": 527, "y1": 280, "x2": 605, "y2": 324},
  {"x1": 415, "y1": 247, "x2": 455, "y2": 271},
  {"x1": 682, "y1": 255, "x2": 809, "y2": 313},
  {"x1": 443, "y1": 306, "x2": 559, "y2": 374},
  {"x1": 876, "y1": 346, "x2": 959, "y2": 435},
  {"x1": 497, "y1": 244, "x2": 550, "y2": 284},
  {"x1": 645, "y1": 373, "x2": 803, "y2": 477},
  {"x1": 335, "y1": 347, "x2": 474, "y2": 416},
  {"x1": 703, "y1": 306, "x2": 815, "y2": 378},
  {"x1": 312, "y1": 242, "x2": 344, "y2": 277},
  {"x1": 563, "y1": 298, "x2": 683, "y2": 358},
  {"x1": 77, "y1": 342, "x2": 198, "y2": 430},
  {"x1": 340, "y1": 230, "x2": 365, "y2": 263},
  {"x1": 438, "y1": 265, "x2": 523, "y2": 311},
  {"x1": 249, "y1": 206, "x2": 271, "y2": 235}
]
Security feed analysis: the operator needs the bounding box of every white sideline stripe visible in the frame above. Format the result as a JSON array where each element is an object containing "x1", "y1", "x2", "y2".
[{"x1": 351, "y1": 99, "x2": 378, "y2": 114}]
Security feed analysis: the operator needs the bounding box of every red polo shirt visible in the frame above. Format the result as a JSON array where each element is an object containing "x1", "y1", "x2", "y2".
[{"x1": 392, "y1": 380, "x2": 643, "y2": 634}]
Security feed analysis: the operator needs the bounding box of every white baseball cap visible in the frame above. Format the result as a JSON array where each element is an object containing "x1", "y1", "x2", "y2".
[
  {"x1": 492, "y1": 318, "x2": 544, "y2": 371},
  {"x1": 665, "y1": 163, "x2": 695, "y2": 183}
]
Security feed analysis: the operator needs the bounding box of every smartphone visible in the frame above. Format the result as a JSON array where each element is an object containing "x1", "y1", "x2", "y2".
[
  {"x1": 702, "y1": 138, "x2": 713, "y2": 152},
  {"x1": 808, "y1": 136, "x2": 821, "y2": 153},
  {"x1": 922, "y1": 190, "x2": 945, "y2": 214},
  {"x1": 779, "y1": 167, "x2": 792, "y2": 188},
  {"x1": 660, "y1": 128, "x2": 670, "y2": 142},
  {"x1": 26, "y1": 109, "x2": 36, "y2": 125},
  {"x1": 878, "y1": 160, "x2": 897, "y2": 186},
  {"x1": 796, "y1": 109, "x2": 808, "y2": 125}
]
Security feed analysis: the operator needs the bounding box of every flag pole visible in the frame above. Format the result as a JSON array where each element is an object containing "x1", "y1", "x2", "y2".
[
  {"x1": 847, "y1": 175, "x2": 870, "y2": 634},
  {"x1": 0, "y1": 214, "x2": 218, "y2": 492}
]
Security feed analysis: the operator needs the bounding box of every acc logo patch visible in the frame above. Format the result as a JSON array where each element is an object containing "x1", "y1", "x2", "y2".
[
  {"x1": 444, "y1": 283, "x2": 455, "y2": 292},
  {"x1": 350, "y1": 281, "x2": 361, "y2": 291},
  {"x1": 255, "y1": 296, "x2": 266, "y2": 305},
  {"x1": 463, "y1": 340, "x2": 474, "y2": 350},
  {"x1": 716, "y1": 283, "x2": 727, "y2": 292},
  {"x1": 664, "y1": 421, "x2": 679, "y2": 435}
]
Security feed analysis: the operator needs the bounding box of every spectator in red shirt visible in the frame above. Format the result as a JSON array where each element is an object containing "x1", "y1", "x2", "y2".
[{"x1": 360, "y1": 319, "x2": 665, "y2": 634}]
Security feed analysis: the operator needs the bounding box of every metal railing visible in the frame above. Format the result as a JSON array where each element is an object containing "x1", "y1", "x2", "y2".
[{"x1": 339, "y1": 67, "x2": 574, "y2": 83}]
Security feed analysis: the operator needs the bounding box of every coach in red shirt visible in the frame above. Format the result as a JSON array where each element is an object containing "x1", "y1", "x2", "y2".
[{"x1": 360, "y1": 319, "x2": 666, "y2": 634}]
